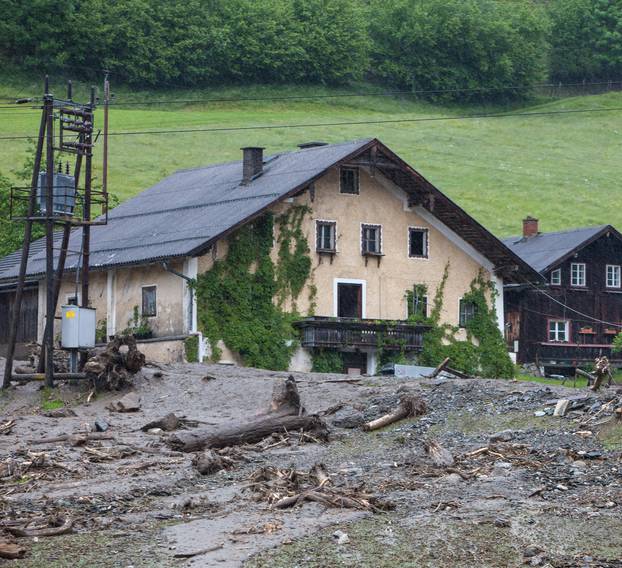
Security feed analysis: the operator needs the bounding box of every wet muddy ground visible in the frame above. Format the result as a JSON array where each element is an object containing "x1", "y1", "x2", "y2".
[{"x1": 1, "y1": 359, "x2": 621, "y2": 567}]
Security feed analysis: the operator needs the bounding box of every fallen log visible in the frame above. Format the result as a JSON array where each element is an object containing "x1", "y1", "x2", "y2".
[
  {"x1": 169, "y1": 415, "x2": 327, "y2": 452},
  {"x1": 430, "y1": 357, "x2": 451, "y2": 378},
  {"x1": 30, "y1": 432, "x2": 114, "y2": 446},
  {"x1": 7, "y1": 517, "x2": 73, "y2": 538},
  {"x1": 168, "y1": 376, "x2": 327, "y2": 452},
  {"x1": 362, "y1": 394, "x2": 427, "y2": 432}
]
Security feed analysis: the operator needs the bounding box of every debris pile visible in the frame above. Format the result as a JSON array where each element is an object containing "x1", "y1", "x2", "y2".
[
  {"x1": 84, "y1": 335, "x2": 145, "y2": 390},
  {"x1": 249, "y1": 464, "x2": 394, "y2": 513}
]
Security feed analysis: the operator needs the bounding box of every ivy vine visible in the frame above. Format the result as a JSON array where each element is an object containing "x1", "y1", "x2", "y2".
[
  {"x1": 194, "y1": 209, "x2": 313, "y2": 371},
  {"x1": 275, "y1": 205, "x2": 313, "y2": 310},
  {"x1": 407, "y1": 263, "x2": 513, "y2": 379},
  {"x1": 311, "y1": 349, "x2": 344, "y2": 373}
]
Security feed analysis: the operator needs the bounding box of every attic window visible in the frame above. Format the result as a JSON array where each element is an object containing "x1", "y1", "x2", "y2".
[
  {"x1": 340, "y1": 167, "x2": 359, "y2": 195},
  {"x1": 550, "y1": 268, "x2": 561, "y2": 286},
  {"x1": 409, "y1": 228, "x2": 429, "y2": 258}
]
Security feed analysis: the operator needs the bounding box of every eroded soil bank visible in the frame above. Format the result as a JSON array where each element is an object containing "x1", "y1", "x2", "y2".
[{"x1": 1, "y1": 360, "x2": 621, "y2": 567}]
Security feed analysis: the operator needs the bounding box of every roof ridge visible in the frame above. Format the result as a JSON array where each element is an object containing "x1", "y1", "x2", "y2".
[
  {"x1": 503, "y1": 224, "x2": 610, "y2": 242},
  {"x1": 171, "y1": 138, "x2": 374, "y2": 175}
]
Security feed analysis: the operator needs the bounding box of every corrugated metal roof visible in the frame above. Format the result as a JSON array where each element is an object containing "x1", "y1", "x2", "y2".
[
  {"x1": 502, "y1": 225, "x2": 609, "y2": 273},
  {"x1": 0, "y1": 139, "x2": 373, "y2": 281}
]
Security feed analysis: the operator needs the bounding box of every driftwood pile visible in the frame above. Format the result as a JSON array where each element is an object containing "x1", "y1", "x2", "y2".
[
  {"x1": 249, "y1": 464, "x2": 394, "y2": 513},
  {"x1": 168, "y1": 376, "x2": 328, "y2": 453},
  {"x1": 84, "y1": 336, "x2": 146, "y2": 390}
]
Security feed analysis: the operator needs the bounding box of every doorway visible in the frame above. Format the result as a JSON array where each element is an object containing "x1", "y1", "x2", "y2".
[{"x1": 337, "y1": 283, "x2": 362, "y2": 318}]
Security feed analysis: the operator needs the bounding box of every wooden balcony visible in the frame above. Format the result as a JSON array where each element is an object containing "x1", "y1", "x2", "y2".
[
  {"x1": 536, "y1": 342, "x2": 622, "y2": 367},
  {"x1": 295, "y1": 317, "x2": 429, "y2": 351}
]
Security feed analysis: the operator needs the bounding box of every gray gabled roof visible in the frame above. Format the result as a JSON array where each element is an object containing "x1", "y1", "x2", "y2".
[
  {"x1": 0, "y1": 137, "x2": 540, "y2": 284},
  {"x1": 0, "y1": 139, "x2": 373, "y2": 281},
  {"x1": 502, "y1": 225, "x2": 612, "y2": 273}
]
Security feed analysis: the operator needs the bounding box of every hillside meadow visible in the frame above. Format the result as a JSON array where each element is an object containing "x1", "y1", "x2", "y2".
[{"x1": 0, "y1": 78, "x2": 620, "y2": 237}]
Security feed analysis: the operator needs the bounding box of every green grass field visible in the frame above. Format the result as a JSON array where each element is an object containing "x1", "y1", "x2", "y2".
[{"x1": 1, "y1": 73, "x2": 620, "y2": 236}]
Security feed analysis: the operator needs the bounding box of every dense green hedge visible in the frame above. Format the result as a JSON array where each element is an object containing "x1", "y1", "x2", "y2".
[{"x1": 0, "y1": 1, "x2": 617, "y2": 100}]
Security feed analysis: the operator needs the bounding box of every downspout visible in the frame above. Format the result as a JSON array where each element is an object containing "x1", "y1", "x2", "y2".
[{"x1": 161, "y1": 261, "x2": 194, "y2": 333}]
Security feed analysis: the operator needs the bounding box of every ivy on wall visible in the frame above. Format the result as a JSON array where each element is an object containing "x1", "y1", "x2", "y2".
[
  {"x1": 275, "y1": 205, "x2": 313, "y2": 310},
  {"x1": 194, "y1": 209, "x2": 313, "y2": 371},
  {"x1": 408, "y1": 263, "x2": 513, "y2": 379},
  {"x1": 311, "y1": 349, "x2": 344, "y2": 373}
]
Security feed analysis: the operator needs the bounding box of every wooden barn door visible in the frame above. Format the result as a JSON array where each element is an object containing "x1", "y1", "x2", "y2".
[{"x1": 0, "y1": 287, "x2": 39, "y2": 346}]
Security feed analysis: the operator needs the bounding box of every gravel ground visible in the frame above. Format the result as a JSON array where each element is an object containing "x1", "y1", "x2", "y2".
[{"x1": 1, "y1": 357, "x2": 621, "y2": 567}]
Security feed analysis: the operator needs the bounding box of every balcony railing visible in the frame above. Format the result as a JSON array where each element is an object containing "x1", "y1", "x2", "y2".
[
  {"x1": 537, "y1": 342, "x2": 622, "y2": 366},
  {"x1": 295, "y1": 317, "x2": 429, "y2": 351}
]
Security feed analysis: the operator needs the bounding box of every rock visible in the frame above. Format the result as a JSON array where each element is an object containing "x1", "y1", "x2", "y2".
[
  {"x1": 333, "y1": 530, "x2": 349, "y2": 545},
  {"x1": 147, "y1": 428, "x2": 163, "y2": 435},
  {"x1": 494, "y1": 517, "x2": 510, "y2": 528},
  {"x1": 572, "y1": 460, "x2": 587, "y2": 468},
  {"x1": 444, "y1": 473, "x2": 463, "y2": 484},
  {"x1": 553, "y1": 399, "x2": 570, "y2": 417},
  {"x1": 534, "y1": 411, "x2": 546, "y2": 417},
  {"x1": 94, "y1": 418, "x2": 109, "y2": 432},
  {"x1": 107, "y1": 392, "x2": 141, "y2": 413},
  {"x1": 331, "y1": 407, "x2": 364, "y2": 429},
  {"x1": 489, "y1": 430, "x2": 515, "y2": 443},
  {"x1": 555, "y1": 484, "x2": 568, "y2": 491},
  {"x1": 523, "y1": 545, "x2": 542, "y2": 558},
  {"x1": 43, "y1": 408, "x2": 77, "y2": 418},
  {"x1": 492, "y1": 462, "x2": 513, "y2": 476}
]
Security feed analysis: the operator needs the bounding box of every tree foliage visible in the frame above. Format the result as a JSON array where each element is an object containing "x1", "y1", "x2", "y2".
[
  {"x1": 548, "y1": 0, "x2": 622, "y2": 82},
  {"x1": 0, "y1": 0, "x2": 368, "y2": 86},
  {"x1": 369, "y1": 0, "x2": 549, "y2": 102}
]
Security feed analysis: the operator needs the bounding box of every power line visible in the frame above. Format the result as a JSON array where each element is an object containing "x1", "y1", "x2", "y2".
[
  {"x1": 521, "y1": 278, "x2": 622, "y2": 329},
  {"x1": 1, "y1": 106, "x2": 621, "y2": 142}
]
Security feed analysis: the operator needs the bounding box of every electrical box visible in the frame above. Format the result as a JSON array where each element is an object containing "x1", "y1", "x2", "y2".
[
  {"x1": 61, "y1": 305, "x2": 96, "y2": 349},
  {"x1": 38, "y1": 172, "x2": 76, "y2": 215}
]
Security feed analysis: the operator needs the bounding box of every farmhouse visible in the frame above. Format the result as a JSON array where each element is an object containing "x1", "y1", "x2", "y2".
[
  {"x1": 504, "y1": 218, "x2": 622, "y2": 373},
  {"x1": 0, "y1": 138, "x2": 538, "y2": 373}
]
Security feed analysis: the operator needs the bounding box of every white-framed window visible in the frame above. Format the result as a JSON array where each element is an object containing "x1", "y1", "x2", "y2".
[
  {"x1": 408, "y1": 227, "x2": 429, "y2": 258},
  {"x1": 142, "y1": 285, "x2": 157, "y2": 317},
  {"x1": 339, "y1": 167, "x2": 359, "y2": 195},
  {"x1": 316, "y1": 220, "x2": 336, "y2": 252},
  {"x1": 570, "y1": 263, "x2": 586, "y2": 287},
  {"x1": 548, "y1": 320, "x2": 569, "y2": 342},
  {"x1": 361, "y1": 224, "x2": 382, "y2": 255},
  {"x1": 459, "y1": 299, "x2": 477, "y2": 327},
  {"x1": 550, "y1": 268, "x2": 561, "y2": 286},
  {"x1": 606, "y1": 264, "x2": 621, "y2": 289}
]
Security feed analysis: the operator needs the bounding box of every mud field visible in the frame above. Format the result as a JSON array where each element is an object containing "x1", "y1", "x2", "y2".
[{"x1": 1, "y1": 359, "x2": 621, "y2": 567}]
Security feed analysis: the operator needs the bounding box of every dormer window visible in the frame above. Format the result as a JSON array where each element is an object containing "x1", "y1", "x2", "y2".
[
  {"x1": 340, "y1": 167, "x2": 359, "y2": 195},
  {"x1": 550, "y1": 268, "x2": 561, "y2": 286}
]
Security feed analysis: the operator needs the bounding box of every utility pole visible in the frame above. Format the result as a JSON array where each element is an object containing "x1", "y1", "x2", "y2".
[
  {"x1": 1, "y1": 81, "x2": 48, "y2": 389},
  {"x1": 3, "y1": 76, "x2": 108, "y2": 389}
]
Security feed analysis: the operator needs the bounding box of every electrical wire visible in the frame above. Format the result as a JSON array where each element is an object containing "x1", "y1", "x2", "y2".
[
  {"x1": 519, "y1": 276, "x2": 622, "y2": 328},
  {"x1": 1, "y1": 105, "x2": 621, "y2": 141}
]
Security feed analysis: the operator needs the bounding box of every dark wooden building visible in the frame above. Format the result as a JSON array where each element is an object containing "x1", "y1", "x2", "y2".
[{"x1": 503, "y1": 218, "x2": 622, "y2": 373}]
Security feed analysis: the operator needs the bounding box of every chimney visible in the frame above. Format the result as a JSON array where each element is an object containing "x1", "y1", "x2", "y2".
[
  {"x1": 522, "y1": 216, "x2": 539, "y2": 238},
  {"x1": 241, "y1": 147, "x2": 264, "y2": 184}
]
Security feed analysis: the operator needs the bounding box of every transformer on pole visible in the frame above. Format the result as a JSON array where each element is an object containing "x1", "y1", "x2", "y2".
[{"x1": 2, "y1": 76, "x2": 110, "y2": 388}]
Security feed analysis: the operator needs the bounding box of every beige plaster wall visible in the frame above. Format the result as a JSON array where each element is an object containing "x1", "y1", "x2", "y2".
[
  {"x1": 272, "y1": 166, "x2": 492, "y2": 328},
  {"x1": 112, "y1": 261, "x2": 186, "y2": 337}
]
